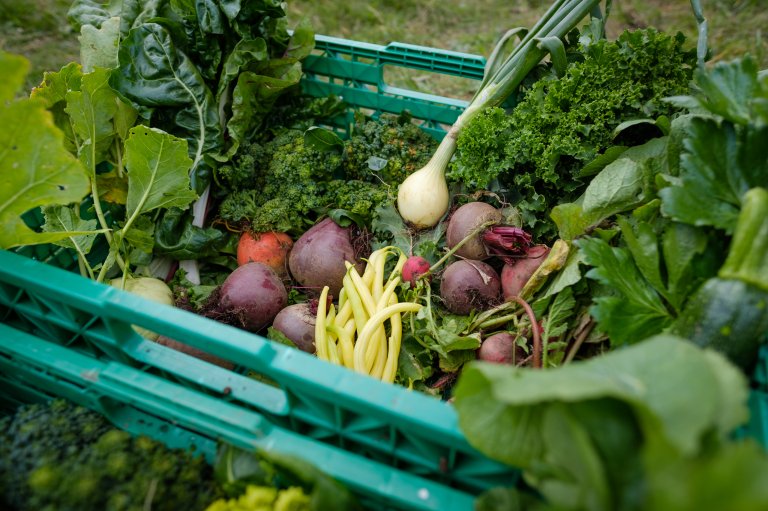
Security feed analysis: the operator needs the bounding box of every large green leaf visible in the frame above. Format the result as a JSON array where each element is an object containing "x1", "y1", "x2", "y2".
[
  {"x1": 659, "y1": 117, "x2": 768, "y2": 233},
  {"x1": 0, "y1": 99, "x2": 90, "y2": 248},
  {"x1": 226, "y1": 65, "x2": 302, "y2": 157},
  {"x1": 29, "y1": 63, "x2": 84, "y2": 153},
  {"x1": 153, "y1": 207, "x2": 227, "y2": 260},
  {"x1": 1, "y1": 52, "x2": 29, "y2": 101},
  {"x1": 215, "y1": 37, "x2": 269, "y2": 102},
  {"x1": 455, "y1": 334, "x2": 749, "y2": 468},
  {"x1": 79, "y1": 16, "x2": 121, "y2": 72},
  {"x1": 124, "y1": 125, "x2": 197, "y2": 219}
]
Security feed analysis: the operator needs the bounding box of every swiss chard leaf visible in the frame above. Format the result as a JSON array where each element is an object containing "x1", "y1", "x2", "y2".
[
  {"x1": 153, "y1": 206, "x2": 227, "y2": 260},
  {"x1": 110, "y1": 23, "x2": 222, "y2": 192},
  {"x1": 226, "y1": 65, "x2": 303, "y2": 156}
]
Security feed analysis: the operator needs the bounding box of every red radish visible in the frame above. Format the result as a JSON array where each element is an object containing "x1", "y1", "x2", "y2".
[
  {"x1": 440, "y1": 259, "x2": 501, "y2": 315},
  {"x1": 501, "y1": 245, "x2": 550, "y2": 299},
  {"x1": 272, "y1": 303, "x2": 317, "y2": 353},
  {"x1": 446, "y1": 202, "x2": 503, "y2": 260},
  {"x1": 402, "y1": 255, "x2": 431, "y2": 286},
  {"x1": 478, "y1": 332, "x2": 525, "y2": 364},
  {"x1": 237, "y1": 231, "x2": 293, "y2": 278},
  {"x1": 288, "y1": 217, "x2": 363, "y2": 296},
  {"x1": 219, "y1": 262, "x2": 287, "y2": 332}
]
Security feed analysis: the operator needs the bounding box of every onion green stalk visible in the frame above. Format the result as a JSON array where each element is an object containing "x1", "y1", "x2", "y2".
[{"x1": 396, "y1": 0, "x2": 605, "y2": 228}]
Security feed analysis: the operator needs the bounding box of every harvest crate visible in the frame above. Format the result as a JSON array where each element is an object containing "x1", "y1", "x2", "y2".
[
  {"x1": 2, "y1": 34, "x2": 767, "y2": 511},
  {"x1": 2, "y1": 35, "x2": 516, "y2": 511}
]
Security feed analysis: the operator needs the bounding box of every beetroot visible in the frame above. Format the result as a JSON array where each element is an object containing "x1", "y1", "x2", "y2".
[
  {"x1": 402, "y1": 255, "x2": 431, "y2": 286},
  {"x1": 446, "y1": 202, "x2": 503, "y2": 260},
  {"x1": 272, "y1": 303, "x2": 317, "y2": 353},
  {"x1": 478, "y1": 332, "x2": 525, "y2": 364},
  {"x1": 219, "y1": 262, "x2": 287, "y2": 332},
  {"x1": 501, "y1": 245, "x2": 550, "y2": 299},
  {"x1": 155, "y1": 335, "x2": 234, "y2": 370},
  {"x1": 440, "y1": 260, "x2": 501, "y2": 315},
  {"x1": 288, "y1": 217, "x2": 363, "y2": 296}
]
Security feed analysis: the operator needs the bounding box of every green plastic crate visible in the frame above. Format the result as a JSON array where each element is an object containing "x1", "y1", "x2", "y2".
[
  {"x1": 1, "y1": 35, "x2": 520, "y2": 510},
  {"x1": 2, "y1": 33, "x2": 767, "y2": 511},
  {"x1": 0, "y1": 321, "x2": 479, "y2": 511}
]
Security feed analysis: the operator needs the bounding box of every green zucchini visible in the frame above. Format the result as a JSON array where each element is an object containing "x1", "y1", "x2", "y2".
[
  {"x1": 671, "y1": 278, "x2": 768, "y2": 370},
  {"x1": 671, "y1": 188, "x2": 768, "y2": 371}
]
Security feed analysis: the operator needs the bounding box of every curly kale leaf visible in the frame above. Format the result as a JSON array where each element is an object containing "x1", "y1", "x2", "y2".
[
  {"x1": 453, "y1": 29, "x2": 697, "y2": 241},
  {"x1": 343, "y1": 113, "x2": 437, "y2": 186}
]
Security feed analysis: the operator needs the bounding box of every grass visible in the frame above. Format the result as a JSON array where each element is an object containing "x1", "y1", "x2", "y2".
[{"x1": 1, "y1": 0, "x2": 766, "y2": 96}]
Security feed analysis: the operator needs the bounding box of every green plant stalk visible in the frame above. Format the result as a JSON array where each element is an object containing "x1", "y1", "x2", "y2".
[
  {"x1": 72, "y1": 122, "x2": 126, "y2": 282},
  {"x1": 474, "y1": 0, "x2": 602, "y2": 110},
  {"x1": 398, "y1": 0, "x2": 603, "y2": 228},
  {"x1": 718, "y1": 187, "x2": 768, "y2": 291},
  {"x1": 424, "y1": 219, "x2": 500, "y2": 277}
]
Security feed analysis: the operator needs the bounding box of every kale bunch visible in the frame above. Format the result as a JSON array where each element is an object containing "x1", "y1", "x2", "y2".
[
  {"x1": 452, "y1": 28, "x2": 697, "y2": 240},
  {"x1": 1, "y1": 400, "x2": 219, "y2": 511},
  {"x1": 343, "y1": 113, "x2": 437, "y2": 186}
]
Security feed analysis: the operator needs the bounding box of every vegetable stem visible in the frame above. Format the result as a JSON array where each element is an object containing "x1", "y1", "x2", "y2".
[{"x1": 509, "y1": 295, "x2": 541, "y2": 368}]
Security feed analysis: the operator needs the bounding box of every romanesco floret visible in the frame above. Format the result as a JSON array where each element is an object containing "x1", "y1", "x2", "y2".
[
  {"x1": 1, "y1": 400, "x2": 220, "y2": 511},
  {"x1": 343, "y1": 113, "x2": 437, "y2": 186},
  {"x1": 205, "y1": 485, "x2": 310, "y2": 511}
]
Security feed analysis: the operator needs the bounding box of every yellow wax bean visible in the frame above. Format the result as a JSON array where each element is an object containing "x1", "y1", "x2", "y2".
[{"x1": 314, "y1": 286, "x2": 330, "y2": 361}]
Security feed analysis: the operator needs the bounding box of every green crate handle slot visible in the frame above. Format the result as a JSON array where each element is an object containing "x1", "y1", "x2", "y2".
[
  {"x1": 302, "y1": 35, "x2": 487, "y2": 140},
  {"x1": 0, "y1": 323, "x2": 476, "y2": 511}
]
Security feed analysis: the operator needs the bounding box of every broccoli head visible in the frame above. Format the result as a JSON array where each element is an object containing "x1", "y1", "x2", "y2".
[
  {"x1": 343, "y1": 113, "x2": 437, "y2": 186},
  {"x1": 216, "y1": 130, "x2": 343, "y2": 232},
  {"x1": 324, "y1": 179, "x2": 391, "y2": 224}
]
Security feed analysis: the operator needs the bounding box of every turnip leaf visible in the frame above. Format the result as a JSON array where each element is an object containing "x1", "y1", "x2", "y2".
[
  {"x1": 124, "y1": 125, "x2": 196, "y2": 220},
  {"x1": 41, "y1": 205, "x2": 99, "y2": 254},
  {"x1": 0, "y1": 53, "x2": 90, "y2": 249}
]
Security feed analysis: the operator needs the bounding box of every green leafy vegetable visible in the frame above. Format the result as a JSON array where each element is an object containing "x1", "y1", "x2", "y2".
[
  {"x1": 111, "y1": 23, "x2": 221, "y2": 191},
  {"x1": 660, "y1": 57, "x2": 768, "y2": 233},
  {"x1": 577, "y1": 235, "x2": 673, "y2": 345},
  {"x1": 0, "y1": 53, "x2": 91, "y2": 249},
  {"x1": 455, "y1": 335, "x2": 754, "y2": 511},
  {"x1": 214, "y1": 444, "x2": 360, "y2": 511}
]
